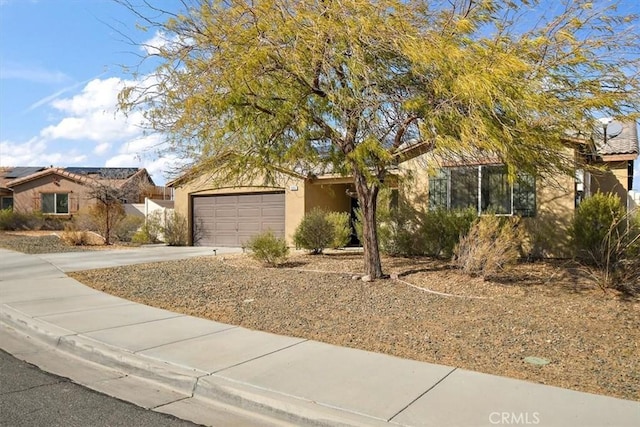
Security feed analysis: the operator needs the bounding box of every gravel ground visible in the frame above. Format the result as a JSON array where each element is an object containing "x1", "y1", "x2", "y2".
[{"x1": 2, "y1": 232, "x2": 638, "y2": 401}]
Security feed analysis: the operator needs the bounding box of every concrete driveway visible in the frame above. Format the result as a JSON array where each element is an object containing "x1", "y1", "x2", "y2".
[{"x1": 37, "y1": 245, "x2": 243, "y2": 272}]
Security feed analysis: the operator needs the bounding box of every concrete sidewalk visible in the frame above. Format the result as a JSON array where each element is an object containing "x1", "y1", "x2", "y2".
[{"x1": 1, "y1": 247, "x2": 638, "y2": 426}]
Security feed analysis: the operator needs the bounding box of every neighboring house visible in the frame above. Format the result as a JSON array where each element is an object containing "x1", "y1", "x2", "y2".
[
  {"x1": 169, "y1": 121, "x2": 638, "y2": 256},
  {"x1": 0, "y1": 166, "x2": 160, "y2": 218}
]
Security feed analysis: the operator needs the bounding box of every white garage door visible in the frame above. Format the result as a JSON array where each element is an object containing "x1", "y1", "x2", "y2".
[{"x1": 192, "y1": 192, "x2": 285, "y2": 246}]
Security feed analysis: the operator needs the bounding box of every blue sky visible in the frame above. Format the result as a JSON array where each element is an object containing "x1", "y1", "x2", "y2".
[{"x1": 0, "y1": 0, "x2": 638, "y2": 189}]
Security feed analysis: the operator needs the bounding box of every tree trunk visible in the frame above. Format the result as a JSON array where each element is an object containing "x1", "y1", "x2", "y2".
[{"x1": 353, "y1": 169, "x2": 384, "y2": 279}]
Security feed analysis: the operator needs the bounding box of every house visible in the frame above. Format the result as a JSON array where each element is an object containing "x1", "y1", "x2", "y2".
[
  {"x1": 0, "y1": 166, "x2": 160, "y2": 217},
  {"x1": 169, "y1": 120, "x2": 638, "y2": 256}
]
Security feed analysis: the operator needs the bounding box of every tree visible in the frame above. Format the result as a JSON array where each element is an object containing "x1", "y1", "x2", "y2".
[
  {"x1": 118, "y1": 0, "x2": 640, "y2": 279},
  {"x1": 86, "y1": 169, "x2": 148, "y2": 245}
]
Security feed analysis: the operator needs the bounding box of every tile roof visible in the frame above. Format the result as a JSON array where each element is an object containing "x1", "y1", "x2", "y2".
[
  {"x1": 0, "y1": 167, "x2": 151, "y2": 188},
  {"x1": 595, "y1": 121, "x2": 639, "y2": 156}
]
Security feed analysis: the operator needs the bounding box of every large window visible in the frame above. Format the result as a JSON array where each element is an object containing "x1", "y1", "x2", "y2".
[
  {"x1": 1, "y1": 197, "x2": 13, "y2": 210},
  {"x1": 428, "y1": 165, "x2": 536, "y2": 216},
  {"x1": 41, "y1": 193, "x2": 69, "y2": 214}
]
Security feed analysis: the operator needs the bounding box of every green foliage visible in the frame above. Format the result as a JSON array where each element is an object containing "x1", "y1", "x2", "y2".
[
  {"x1": 131, "y1": 227, "x2": 155, "y2": 245},
  {"x1": 419, "y1": 208, "x2": 477, "y2": 258},
  {"x1": 326, "y1": 211, "x2": 351, "y2": 249},
  {"x1": 354, "y1": 191, "x2": 476, "y2": 258},
  {"x1": 571, "y1": 193, "x2": 625, "y2": 266},
  {"x1": 245, "y1": 230, "x2": 290, "y2": 267},
  {"x1": 120, "y1": 0, "x2": 640, "y2": 277},
  {"x1": 163, "y1": 211, "x2": 189, "y2": 246},
  {"x1": 293, "y1": 208, "x2": 334, "y2": 254},
  {"x1": 114, "y1": 215, "x2": 145, "y2": 243},
  {"x1": 0, "y1": 209, "x2": 45, "y2": 231},
  {"x1": 453, "y1": 216, "x2": 523, "y2": 279}
]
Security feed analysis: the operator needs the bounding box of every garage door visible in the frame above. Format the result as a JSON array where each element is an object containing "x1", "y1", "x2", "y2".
[{"x1": 192, "y1": 192, "x2": 285, "y2": 246}]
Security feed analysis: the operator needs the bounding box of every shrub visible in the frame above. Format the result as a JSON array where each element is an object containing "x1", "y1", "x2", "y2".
[
  {"x1": 293, "y1": 208, "x2": 334, "y2": 254},
  {"x1": 245, "y1": 230, "x2": 289, "y2": 266},
  {"x1": 114, "y1": 215, "x2": 144, "y2": 242},
  {"x1": 418, "y1": 208, "x2": 476, "y2": 258},
  {"x1": 355, "y1": 194, "x2": 476, "y2": 258},
  {"x1": 0, "y1": 209, "x2": 45, "y2": 231},
  {"x1": 88, "y1": 202, "x2": 126, "y2": 245},
  {"x1": 453, "y1": 216, "x2": 522, "y2": 279},
  {"x1": 131, "y1": 228, "x2": 153, "y2": 244},
  {"x1": 326, "y1": 211, "x2": 351, "y2": 249},
  {"x1": 163, "y1": 211, "x2": 189, "y2": 246},
  {"x1": 571, "y1": 192, "x2": 625, "y2": 266},
  {"x1": 590, "y1": 208, "x2": 640, "y2": 294},
  {"x1": 60, "y1": 222, "x2": 90, "y2": 246}
]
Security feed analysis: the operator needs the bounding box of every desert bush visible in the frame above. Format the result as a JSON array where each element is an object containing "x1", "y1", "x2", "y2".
[
  {"x1": 60, "y1": 222, "x2": 91, "y2": 246},
  {"x1": 88, "y1": 202, "x2": 126, "y2": 245},
  {"x1": 326, "y1": 211, "x2": 351, "y2": 249},
  {"x1": 571, "y1": 192, "x2": 625, "y2": 266},
  {"x1": 453, "y1": 215, "x2": 522, "y2": 278},
  {"x1": 131, "y1": 228, "x2": 154, "y2": 244},
  {"x1": 114, "y1": 215, "x2": 144, "y2": 242},
  {"x1": 0, "y1": 209, "x2": 45, "y2": 231},
  {"x1": 589, "y1": 208, "x2": 640, "y2": 294},
  {"x1": 163, "y1": 211, "x2": 189, "y2": 246},
  {"x1": 245, "y1": 230, "x2": 289, "y2": 266},
  {"x1": 294, "y1": 208, "x2": 334, "y2": 254},
  {"x1": 418, "y1": 208, "x2": 476, "y2": 258},
  {"x1": 355, "y1": 194, "x2": 475, "y2": 258},
  {"x1": 131, "y1": 211, "x2": 163, "y2": 244}
]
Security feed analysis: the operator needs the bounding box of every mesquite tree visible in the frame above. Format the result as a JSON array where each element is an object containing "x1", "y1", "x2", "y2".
[{"x1": 118, "y1": 0, "x2": 640, "y2": 278}]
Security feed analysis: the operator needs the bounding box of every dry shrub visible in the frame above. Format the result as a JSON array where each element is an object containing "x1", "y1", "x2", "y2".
[
  {"x1": 163, "y1": 211, "x2": 189, "y2": 246},
  {"x1": 453, "y1": 216, "x2": 522, "y2": 279},
  {"x1": 60, "y1": 222, "x2": 91, "y2": 246},
  {"x1": 114, "y1": 215, "x2": 144, "y2": 242}
]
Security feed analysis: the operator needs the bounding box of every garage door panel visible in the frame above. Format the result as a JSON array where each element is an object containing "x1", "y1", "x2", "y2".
[
  {"x1": 238, "y1": 208, "x2": 261, "y2": 217},
  {"x1": 261, "y1": 206, "x2": 285, "y2": 216},
  {"x1": 215, "y1": 222, "x2": 237, "y2": 232},
  {"x1": 215, "y1": 234, "x2": 240, "y2": 246},
  {"x1": 193, "y1": 192, "x2": 285, "y2": 246},
  {"x1": 238, "y1": 222, "x2": 261, "y2": 232}
]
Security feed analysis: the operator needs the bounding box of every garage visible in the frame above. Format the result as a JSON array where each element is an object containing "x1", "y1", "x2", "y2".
[{"x1": 192, "y1": 192, "x2": 285, "y2": 246}]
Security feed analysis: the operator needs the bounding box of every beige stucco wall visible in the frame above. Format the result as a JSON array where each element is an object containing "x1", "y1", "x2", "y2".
[
  {"x1": 304, "y1": 182, "x2": 352, "y2": 213},
  {"x1": 11, "y1": 175, "x2": 93, "y2": 216},
  {"x1": 590, "y1": 161, "x2": 631, "y2": 202},
  {"x1": 521, "y1": 174, "x2": 575, "y2": 258}
]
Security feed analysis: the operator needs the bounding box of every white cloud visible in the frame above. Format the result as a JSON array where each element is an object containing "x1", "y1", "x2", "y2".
[
  {"x1": 3, "y1": 74, "x2": 177, "y2": 185},
  {"x1": 40, "y1": 77, "x2": 145, "y2": 143},
  {"x1": 0, "y1": 137, "x2": 87, "y2": 166},
  {"x1": 94, "y1": 142, "x2": 111, "y2": 155}
]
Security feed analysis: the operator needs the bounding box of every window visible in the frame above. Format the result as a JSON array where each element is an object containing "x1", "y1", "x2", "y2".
[
  {"x1": 428, "y1": 166, "x2": 536, "y2": 216},
  {"x1": 1, "y1": 197, "x2": 13, "y2": 210},
  {"x1": 41, "y1": 193, "x2": 69, "y2": 214}
]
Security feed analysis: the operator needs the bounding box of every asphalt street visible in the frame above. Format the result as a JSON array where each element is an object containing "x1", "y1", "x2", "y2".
[{"x1": 0, "y1": 350, "x2": 201, "y2": 427}]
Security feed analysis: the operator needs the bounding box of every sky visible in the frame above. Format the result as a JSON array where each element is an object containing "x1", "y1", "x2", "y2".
[{"x1": 0, "y1": 0, "x2": 639, "y2": 189}]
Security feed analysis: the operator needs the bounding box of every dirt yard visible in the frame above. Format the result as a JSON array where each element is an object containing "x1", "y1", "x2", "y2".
[{"x1": 1, "y1": 232, "x2": 637, "y2": 401}]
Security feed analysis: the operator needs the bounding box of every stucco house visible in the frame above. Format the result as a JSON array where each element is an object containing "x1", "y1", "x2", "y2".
[
  {"x1": 169, "y1": 121, "x2": 638, "y2": 256},
  {"x1": 0, "y1": 166, "x2": 157, "y2": 218}
]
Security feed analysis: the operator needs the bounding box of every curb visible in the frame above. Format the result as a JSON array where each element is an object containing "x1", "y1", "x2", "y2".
[{"x1": 0, "y1": 304, "x2": 394, "y2": 427}]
